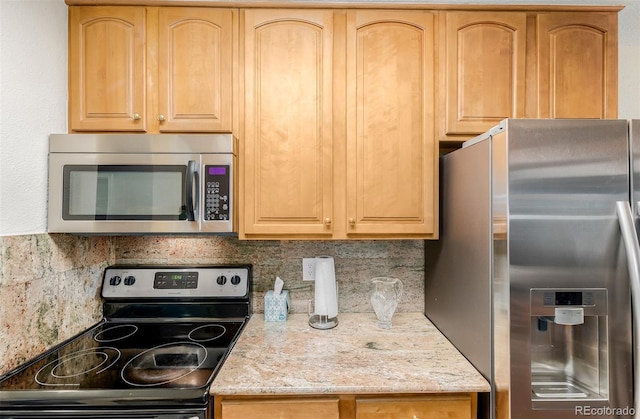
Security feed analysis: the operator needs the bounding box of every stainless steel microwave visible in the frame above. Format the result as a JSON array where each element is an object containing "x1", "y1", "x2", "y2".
[{"x1": 48, "y1": 134, "x2": 236, "y2": 234}]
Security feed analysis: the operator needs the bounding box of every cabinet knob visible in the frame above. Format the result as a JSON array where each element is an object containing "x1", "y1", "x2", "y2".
[
  {"x1": 349, "y1": 218, "x2": 356, "y2": 226},
  {"x1": 131, "y1": 113, "x2": 141, "y2": 121},
  {"x1": 324, "y1": 218, "x2": 332, "y2": 226},
  {"x1": 157, "y1": 114, "x2": 166, "y2": 122}
]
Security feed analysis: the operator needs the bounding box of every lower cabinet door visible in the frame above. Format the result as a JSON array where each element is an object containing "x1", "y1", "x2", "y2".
[
  {"x1": 221, "y1": 398, "x2": 341, "y2": 419},
  {"x1": 355, "y1": 394, "x2": 472, "y2": 419}
]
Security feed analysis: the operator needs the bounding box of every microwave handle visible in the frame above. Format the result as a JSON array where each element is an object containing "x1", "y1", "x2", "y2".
[{"x1": 186, "y1": 160, "x2": 199, "y2": 222}]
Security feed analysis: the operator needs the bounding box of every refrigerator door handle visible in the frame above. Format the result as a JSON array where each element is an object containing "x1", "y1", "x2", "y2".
[{"x1": 616, "y1": 201, "x2": 640, "y2": 419}]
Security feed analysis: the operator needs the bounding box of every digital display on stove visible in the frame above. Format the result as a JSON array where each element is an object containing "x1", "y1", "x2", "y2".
[{"x1": 154, "y1": 272, "x2": 199, "y2": 289}]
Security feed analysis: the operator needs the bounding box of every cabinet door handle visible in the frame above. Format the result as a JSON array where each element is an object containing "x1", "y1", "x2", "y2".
[
  {"x1": 157, "y1": 114, "x2": 166, "y2": 122},
  {"x1": 324, "y1": 218, "x2": 332, "y2": 226},
  {"x1": 131, "y1": 113, "x2": 141, "y2": 120}
]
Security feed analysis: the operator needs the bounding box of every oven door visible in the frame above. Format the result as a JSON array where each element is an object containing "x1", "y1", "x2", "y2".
[
  {"x1": 48, "y1": 153, "x2": 201, "y2": 234},
  {"x1": 0, "y1": 407, "x2": 208, "y2": 419}
]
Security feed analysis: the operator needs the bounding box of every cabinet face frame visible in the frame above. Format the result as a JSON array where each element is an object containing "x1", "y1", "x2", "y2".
[
  {"x1": 345, "y1": 10, "x2": 438, "y2": 238},
  {"x1": 69, "y1": 6, "x2": 146, "y2": 131},
  {"x1": 240, "y1": 9, "x2": 335, "y2": 238},
  {"x1": 440, "y1": 11, "x2": 527, "y2": 141}
]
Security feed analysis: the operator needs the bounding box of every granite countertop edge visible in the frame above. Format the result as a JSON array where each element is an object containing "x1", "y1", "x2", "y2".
[{"x1": 211, "y1": 312, "x2": 490, "y2": 396}]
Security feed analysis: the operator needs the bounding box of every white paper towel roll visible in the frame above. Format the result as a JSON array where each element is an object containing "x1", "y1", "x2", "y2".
[{"x1": 314, "y1": 256, "x2": 338, "y2": 317}]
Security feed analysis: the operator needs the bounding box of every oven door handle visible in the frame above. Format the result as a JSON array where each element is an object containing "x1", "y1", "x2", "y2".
[{"x1": 186, "y1": 160, "x2": 199, "y2": 222}]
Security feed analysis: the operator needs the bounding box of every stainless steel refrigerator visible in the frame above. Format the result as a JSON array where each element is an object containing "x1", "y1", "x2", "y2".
[{"x1": 425, "y1": 119, "x2": 640, "y2": 419}]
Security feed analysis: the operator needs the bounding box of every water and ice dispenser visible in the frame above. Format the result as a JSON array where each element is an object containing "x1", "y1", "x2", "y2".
[{"x1": 530, "y1": 288, "x2": 609, "y2": 403}]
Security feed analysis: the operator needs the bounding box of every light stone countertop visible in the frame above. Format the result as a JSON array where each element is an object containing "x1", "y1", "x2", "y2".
[{"x1": 210, "y1": 312, "x2": 490, "y2": 396}]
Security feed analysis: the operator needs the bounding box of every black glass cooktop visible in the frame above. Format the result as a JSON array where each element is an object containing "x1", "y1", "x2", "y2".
[{"x1": 0, "y1": 320, "x2": 243, "y2": 391}]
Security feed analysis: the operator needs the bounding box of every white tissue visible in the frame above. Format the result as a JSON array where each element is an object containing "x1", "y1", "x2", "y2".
[{"x1": 274, "y1": 276, "x2": 284, "y2": 296}]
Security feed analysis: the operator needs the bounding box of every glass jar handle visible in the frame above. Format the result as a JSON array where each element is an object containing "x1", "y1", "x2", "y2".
[{"x1": 395, "y1": 279, "x2": 404, "y2": 300}]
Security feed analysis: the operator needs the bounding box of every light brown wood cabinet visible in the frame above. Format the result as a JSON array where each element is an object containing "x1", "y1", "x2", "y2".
[
  {"x1": 240, "y1": 9, "x2": 437, "y2": 240},
  {"x1": 240, "y1": 9, "x2": 335, "y2": 238},
  {"x1": 439, "y1": 12, "x2": 527, "y2": 141},
  {"x1": 69, "y1": 6, "x2": 234, "y2": 132},
  {"x1": 440, "y1": 9, "x2": 619, "y2": 144},
  {"x1": 355, "y1": 394, "x2": 473, "y2": 419},
  {"x1": 220, "y1": 397, "x2": 341, "y2": 419},
  {"x1": 66, "y1": 3, "x2": 621, "y2": 239},
  {"x1": 69, "y1": 7, "x2": 145, "y2": 131},
  {"x1": 215, "y1": 393, "x2": 475, "y2": 419},
  {"x1": 535, "y1": 12, "x2": 618, "y2": 119},
  {"x1": 345, "y1": 11, "x2": 436, "y2": 238}
]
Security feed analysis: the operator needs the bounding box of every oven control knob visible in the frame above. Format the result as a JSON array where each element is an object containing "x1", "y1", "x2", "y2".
[
  {"x1": 109, "y1": 275, "x2": 122, "y2": 286},
  {"x1": 124, "y1": 275, "x2": 136, "y2": 286},
  {"x1": 231, "y1": 275, "x2": 242, "y2": 285},
  {"x1": 216, "y1": 275, "x2": 227, "y2": 285}
]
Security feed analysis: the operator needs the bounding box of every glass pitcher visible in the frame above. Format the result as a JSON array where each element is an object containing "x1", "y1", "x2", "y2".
[{"x1": 370, "y1": 277, "x2": 404, "y2": 329}]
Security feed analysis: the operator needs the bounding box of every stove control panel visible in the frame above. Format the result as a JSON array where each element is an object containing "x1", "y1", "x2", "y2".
[{"x1": 101, "y1": 266, "x2": 250, "y2": 299}]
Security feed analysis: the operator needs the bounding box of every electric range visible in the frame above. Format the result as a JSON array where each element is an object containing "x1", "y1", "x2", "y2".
[{"x1": 0, "y1": 265, "x2": 252, "y2": 419}]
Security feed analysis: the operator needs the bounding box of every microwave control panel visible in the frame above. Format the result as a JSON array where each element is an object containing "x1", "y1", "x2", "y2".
[{"x1": 204, "y1": 165, "x2": 230, "y2": 221}]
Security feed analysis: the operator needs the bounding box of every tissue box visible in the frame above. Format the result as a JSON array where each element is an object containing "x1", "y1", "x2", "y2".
[{"x1": 264, "y1": 290, "x2": 290, "y2": 321}]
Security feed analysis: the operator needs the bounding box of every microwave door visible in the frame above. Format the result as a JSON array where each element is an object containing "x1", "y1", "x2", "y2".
[{"x1": 48, "y1": 153, "x2": 201, "y2": 234}]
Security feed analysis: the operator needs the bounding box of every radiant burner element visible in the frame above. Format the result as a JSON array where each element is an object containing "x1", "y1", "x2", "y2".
[
  {"x1": 188, "y1": 324, "x2": 226, "y2": 342},
  {"x1": 94, "y1": 324, "x2": 138, "y2": 342},
  {"x1": 121, "y1": 342, "x2": 207, "y2": 387},
  {"x1": 35, "y1": 347, "x2": 121, "y2": 386}
]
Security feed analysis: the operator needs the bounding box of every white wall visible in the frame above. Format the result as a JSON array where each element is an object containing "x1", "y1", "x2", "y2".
[
  {"x1": 0, "y1": 0, "x2": 67, "y2": 236},
  {"x1": 0, "y1": 0, "x2": 638, "y2": 236},
  {"x1": 618, "y1": 0, "x2": 640, "y2": 118}
]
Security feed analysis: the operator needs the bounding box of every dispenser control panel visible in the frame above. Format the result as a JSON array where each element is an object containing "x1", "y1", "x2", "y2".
[
  {"x1": 530, "y1": 288, "x2": 607, "y2": 317},
  {"x1": 543, "y1": 291, "x2": 595, "y2": 306}
]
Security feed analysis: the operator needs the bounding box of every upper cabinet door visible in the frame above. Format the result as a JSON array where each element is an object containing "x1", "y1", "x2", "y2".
[
  {"x1": 69, "y1": 7, "x2": 146, "y2": 131},
  {"x1": 156, "y1": 8, "x2": 234, "y2": 132},
  {"x1": 241, "y1": 10, "x2": 334, "y2": 237},
  {"x1": 536, "y1": 12, "x2": 618, "y2": 119},
  {"x1": 441, "y1": 12, "x2": 526, "y2": 139},
  {"x1": 345, "y1": 11, "x2": 437, "y2": 237}
]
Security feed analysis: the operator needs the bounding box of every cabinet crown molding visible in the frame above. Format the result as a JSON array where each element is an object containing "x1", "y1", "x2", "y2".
[{"x1": 64, "y1": 1, "x2": 624, "y2": 13}]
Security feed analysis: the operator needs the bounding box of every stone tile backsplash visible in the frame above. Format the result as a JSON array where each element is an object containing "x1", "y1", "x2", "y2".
[
  {"x1": 0, "y1": 234, "x2": 113, "y2": 375},
  {"x1": 0, "y1": 234, "x2": 424, "y2": 375},
  {"x1": 114, "y1": 236, "x2": 425, "y2": 315}
]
